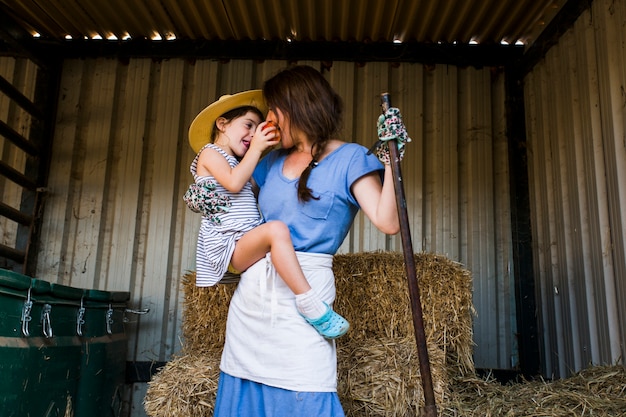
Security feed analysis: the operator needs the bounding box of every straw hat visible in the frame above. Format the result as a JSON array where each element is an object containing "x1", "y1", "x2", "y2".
[{"x1": 188, "y1": 89, "x2": 267, "y2": 153}]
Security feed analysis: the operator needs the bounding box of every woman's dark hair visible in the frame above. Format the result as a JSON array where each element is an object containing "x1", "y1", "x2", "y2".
[
  {"x1": 263, "y1": 65, "x2": 343, "y2": 202},
  {"x1": 210, "y1": 105, "x2": 264, "y2": 143}
]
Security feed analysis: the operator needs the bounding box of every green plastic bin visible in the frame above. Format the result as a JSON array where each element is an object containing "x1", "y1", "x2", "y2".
[
  {"x1": 0, "y1": 269, "x2": 82, "y2": 417},
  {"x1": 74, "y1": 288, "x2": 130, "y2": 417},
  {"x1": 0, "y1": 269, "x2": 131, "y2": 417}
]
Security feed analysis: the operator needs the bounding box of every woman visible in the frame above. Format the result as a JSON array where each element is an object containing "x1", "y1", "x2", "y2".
[
  {"x1": 187, "y1": 91, "x2": 349, "y2": 339},
  {"x1": 214, "y1": 65, "x2": 401, "y2": 416}
]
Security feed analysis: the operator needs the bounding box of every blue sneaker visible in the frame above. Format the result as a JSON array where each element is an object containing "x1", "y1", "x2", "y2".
[{"x1": 301, "y1": 303, "x2": 350, "y2": 339}]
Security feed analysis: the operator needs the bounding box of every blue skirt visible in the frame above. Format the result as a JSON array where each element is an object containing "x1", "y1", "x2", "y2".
[{"x1": 213, "y1": 372, "x2": 346, "y2": 417}]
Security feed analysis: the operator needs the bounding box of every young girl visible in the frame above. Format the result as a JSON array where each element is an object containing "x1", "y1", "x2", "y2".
[{"x1": 187, "y1": 90, "x2": 349, "y2": 339}]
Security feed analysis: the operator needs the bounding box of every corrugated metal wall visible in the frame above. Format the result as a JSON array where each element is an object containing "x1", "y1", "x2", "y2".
[
  {"x1": 524, "y1": 0, "x2": 626, "y2": 379},
  {"x1": 25, "y1": 57, "x2": 514, "y2": 414},
  {"x1": 2, "y1": 0, "x2": 565, "y2": 46}
]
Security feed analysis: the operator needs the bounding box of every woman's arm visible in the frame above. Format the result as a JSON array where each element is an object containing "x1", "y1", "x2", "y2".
[{"x1": 351, "y1": 165, "x2": 400, "y2": 235}]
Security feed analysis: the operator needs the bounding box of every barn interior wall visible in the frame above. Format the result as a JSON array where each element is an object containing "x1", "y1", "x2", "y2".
[
  {"x1": 524, "y1": 0, "x2": 626, "y2": 379},
  {"x1": 8, "y1": 57, "x2": 516, "y2": 414}
]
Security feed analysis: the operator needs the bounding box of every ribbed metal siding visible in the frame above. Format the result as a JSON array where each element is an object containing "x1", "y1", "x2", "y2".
[
  {"x1": 4, "y1": 0, "x2": 565, "y2": 46},
  {"x1": 524, "y1": 0, "x2": 626, "y2": 379},
  {"x1": 32, "y1": 58, "x2": 514, "y2": 413}
]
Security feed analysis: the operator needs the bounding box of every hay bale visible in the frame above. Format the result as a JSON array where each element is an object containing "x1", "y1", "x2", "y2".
[
  {"x1": 180, "y1": 273, "x2": 236, "y2": 356},
  {"x1": 440, "y1": 364, "x2": 626, "y2": 416},
  {"x1": 338, "y1": 336, "x2": 448, "y2": 417},
  {"x1": 333, "y1": 251, "x2": 475, "y2": 376},
  {"x1": 144, "y1": 349, "x2": 222, "y2": 417},
  {"x1": 145, "y1": 254, "x2": 626, "y2": 416},
  {"x1": 145, "y1": 337, "x2": 448, "y2": 417},
  {"x1": 179, "y1": 251, "x2": 475, "y2": 375},
  {"x1": 146, "y1": 251, "x2": 475, "y2": 416},
  {"x1": 144, "y1": 273, "x2": 234, "y2": 417},
  {"x1": 145, "y1": 356, "x2": 626, "y2": 416}
]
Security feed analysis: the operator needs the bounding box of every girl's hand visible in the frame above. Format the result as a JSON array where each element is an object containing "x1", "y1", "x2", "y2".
[{"x1": 250, "y1": 121, "x2": 280, "y2": 154}]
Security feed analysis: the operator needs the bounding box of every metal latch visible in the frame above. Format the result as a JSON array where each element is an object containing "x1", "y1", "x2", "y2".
[
  {"x1": 123, "y1": 307, "x2": 150, "y2": 323},
  {"x1": 76, "y1": 297, "x2": 86, "y2": 336},
  {"x1": 106, "y1": 304, "x2": 114, "y2": 335},
  {"x1": 41, "y1": 304, "x2": 53, "y2": 338},
  {"x1": 21, "y1": 288, "x2": 33, "y2": 337}
]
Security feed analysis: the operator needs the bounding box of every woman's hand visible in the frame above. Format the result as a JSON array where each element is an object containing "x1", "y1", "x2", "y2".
[{"x1": 370, "y1": 107, "x2": 411, "y2": 165}]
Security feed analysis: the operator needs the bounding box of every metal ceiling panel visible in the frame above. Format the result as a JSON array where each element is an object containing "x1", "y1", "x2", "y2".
[{"x1": 2, "y1": 0, "x2": 566, "y2": 46}]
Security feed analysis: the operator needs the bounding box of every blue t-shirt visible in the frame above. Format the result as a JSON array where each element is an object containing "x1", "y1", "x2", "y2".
[{"x1": 253, "y1": 143, "x2": 383, "y2": 254}]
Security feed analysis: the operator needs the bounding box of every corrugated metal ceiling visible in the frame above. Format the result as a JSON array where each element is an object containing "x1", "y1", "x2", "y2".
[{"x1": 3, "y1": 0, "x2": 565, "y2": 46}]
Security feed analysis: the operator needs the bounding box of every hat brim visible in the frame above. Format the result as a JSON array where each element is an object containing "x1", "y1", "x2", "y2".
[{"x1": 188, "y1": 89, "x2": 267, "y2": 153}]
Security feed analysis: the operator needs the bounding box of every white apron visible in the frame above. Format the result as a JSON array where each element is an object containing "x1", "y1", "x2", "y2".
[{"x1": 220, "y1": 252, "x2": 338, "y2": 392}]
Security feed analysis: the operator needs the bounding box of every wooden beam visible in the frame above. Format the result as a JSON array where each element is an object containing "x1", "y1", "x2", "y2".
[
  {"x1": 0, "y1": 201, "x2": 33, "y2": 225},
  {"x1": 0, "y1": 160, "x2": 37, "y2": 191},
  {"x1": 0, "y1": 75, "x2": 44, "y2": 121},
  {"x1": 0, "y1": 243, "x2": 26, "y2": 264}
]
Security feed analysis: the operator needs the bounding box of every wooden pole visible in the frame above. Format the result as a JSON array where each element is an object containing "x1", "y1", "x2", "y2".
[{"x1": 381, "y1": 92, "x2": 438, "y2": 417}]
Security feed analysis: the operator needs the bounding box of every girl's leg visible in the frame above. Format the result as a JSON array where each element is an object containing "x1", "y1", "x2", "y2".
[
  {"x1": 231, "y1": 221, "x2": 311, "y2": 294},
  {"x1": 231, "y1": 221, "x2": 349, "y2": 338}
]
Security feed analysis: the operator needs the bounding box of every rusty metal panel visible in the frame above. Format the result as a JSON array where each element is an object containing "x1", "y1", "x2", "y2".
[{"x1": 524, "y1": 0, "x2": 626, "y2": 379}]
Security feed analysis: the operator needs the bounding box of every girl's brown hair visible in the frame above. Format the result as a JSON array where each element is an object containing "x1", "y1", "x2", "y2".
[
  {"x1": 210, "y1": 105, "x2": 264, "y2": 143},
  {"x1": 263, "y1": 65, "x2": 343, "y2": 202}
]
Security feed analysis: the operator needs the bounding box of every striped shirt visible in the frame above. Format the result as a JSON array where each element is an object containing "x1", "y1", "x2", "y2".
[{"x1": 191, "y1": 144, "x2": 262, "y2": 286}]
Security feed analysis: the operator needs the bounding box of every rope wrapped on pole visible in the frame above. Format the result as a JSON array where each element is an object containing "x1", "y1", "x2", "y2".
[{"x1": 377, "y1": 92, "x2": 438, "y2": 416}]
